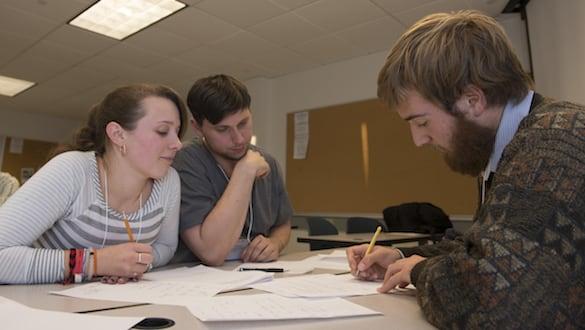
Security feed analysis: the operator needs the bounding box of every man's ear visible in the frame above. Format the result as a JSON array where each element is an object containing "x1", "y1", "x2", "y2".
[
  {"x1": 105, "y1": 121, "x2": 126, "y2": 147},
  {"x1": 456, "y1": 84, "x2": 488, "y2": 118},
  {"x1": 191, "y1": 119, "x2": 204, "y2": 139}
]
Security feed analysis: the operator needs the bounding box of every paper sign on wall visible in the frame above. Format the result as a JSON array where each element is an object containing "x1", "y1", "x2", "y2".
[
  {"x1": 293, "y1": 112, "x2": 309, "y2": 159},
  {"x1": 9, "y1": 137, "x2": 23, "y2": 154}
]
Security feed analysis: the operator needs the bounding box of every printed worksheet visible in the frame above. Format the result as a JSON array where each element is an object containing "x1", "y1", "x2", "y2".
[
  {"x1": 185, "y1": 293, "x2": 382, "y2": 321},
  {"x1": 251, "y1": 273, "x2": 380, "y2": 298}
]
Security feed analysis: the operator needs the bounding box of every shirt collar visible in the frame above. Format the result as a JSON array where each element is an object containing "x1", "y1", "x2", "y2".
[{"x1": 483, "y1": 90, "x2": 534, "y2": 181}]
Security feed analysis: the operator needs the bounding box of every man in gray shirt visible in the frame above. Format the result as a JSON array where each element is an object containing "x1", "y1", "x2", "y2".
[{"x1": 172, "y1": 74, "x2": 293, "y2": 266}]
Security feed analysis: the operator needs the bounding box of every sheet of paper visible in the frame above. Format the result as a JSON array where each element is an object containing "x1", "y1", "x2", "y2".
[
  {"x1": 251, "y1": 273, "x2": 380, "y2": 298},
  {"x1": 185, "y1": 293, "x2": 381, "y2": 321},
  {"x1": 293, "y1": 111, "x2": 309, "y2": 159},
  {"x1": 0, "y1": 296, "x2": 143, "y2": 330},
  {"x1": 54, "y1": 265, "x2": 275, "y2": 306},
  {"x1": 144, "y1": 265, "x2": 273, "y2": 290},
  {"x1": 234, "y1": 260, "x2": 314, "y2": 275},
  {"x1": 52, "y1": 280, "x2": 223, "y2": 306},
  {"x1": 304, "y1": 249, "x2": 351, "y2": 271}
]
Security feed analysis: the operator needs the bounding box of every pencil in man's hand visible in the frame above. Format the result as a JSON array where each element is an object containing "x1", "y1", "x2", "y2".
[{"x1": 356, "y1": 226, "x2": 382, "y2": 277}]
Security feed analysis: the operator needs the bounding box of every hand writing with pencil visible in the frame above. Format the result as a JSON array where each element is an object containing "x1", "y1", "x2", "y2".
[
  {"x1": 96, "y1": 243, "x2": 153, "y2": 284},
  {"x1": 346, "y1": 244, "x2": 425, "y2": 292}
]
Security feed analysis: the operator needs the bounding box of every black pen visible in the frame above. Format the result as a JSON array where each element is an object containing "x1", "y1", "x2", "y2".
[{"x1": 238, "y1": 267, "x2": 285, "y2": 273}]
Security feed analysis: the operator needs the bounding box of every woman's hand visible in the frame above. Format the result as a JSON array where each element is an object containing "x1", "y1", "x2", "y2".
[{"x1": 96, "y1": 243, "x2": 153, "y2": 280}]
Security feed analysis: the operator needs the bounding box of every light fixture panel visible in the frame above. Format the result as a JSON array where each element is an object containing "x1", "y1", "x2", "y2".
[
  {"x1": 0, "y1": 75, "x2": 35, "y2": 97},
  {"x1": 69, "y1": 0, "x2": 186, "y2": 40}
]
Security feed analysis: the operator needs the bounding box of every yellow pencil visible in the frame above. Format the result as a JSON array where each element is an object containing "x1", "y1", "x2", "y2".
[
  {"x1": 123, "y1": 218, "x2": 135, "y2": 242},
  {"x1": 356, "y1": 226, "x2": 382, "y2": 277}
]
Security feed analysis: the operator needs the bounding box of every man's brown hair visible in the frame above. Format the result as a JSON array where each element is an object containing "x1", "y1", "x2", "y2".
[{"x1": 378, "y1": 10, "x2": 533, "y2": 112}]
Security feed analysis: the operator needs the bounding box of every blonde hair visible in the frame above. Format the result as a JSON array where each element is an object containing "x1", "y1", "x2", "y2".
[{"x1": 378, "y1": 10, "x2": 533, "y2": 112}]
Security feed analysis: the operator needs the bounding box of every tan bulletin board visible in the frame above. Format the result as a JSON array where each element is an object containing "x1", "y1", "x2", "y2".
[
  {"x1": 1, "y1": 137, "x2": 57, "y2": 185},
  {"x1": 285, "y1": 99, "x2": 478, "y2": 216}
]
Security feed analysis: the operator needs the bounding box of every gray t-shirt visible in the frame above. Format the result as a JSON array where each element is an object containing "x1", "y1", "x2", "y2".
[{"x1": 171, "y1": 139, "x2": 293, "y2": 262}]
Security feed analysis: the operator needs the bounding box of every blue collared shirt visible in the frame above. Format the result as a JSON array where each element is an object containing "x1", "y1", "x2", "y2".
[{"x1": 481, "y1": 90, "x2": 534, "y2": 201}]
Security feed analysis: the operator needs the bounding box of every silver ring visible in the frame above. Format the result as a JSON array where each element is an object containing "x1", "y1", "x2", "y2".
[
  {"x1": 146, "y1": 263, "x2": 153, "y2": 272},
  {"x1": 138, "y1": 252, "x2": 143, "y2": 264}
]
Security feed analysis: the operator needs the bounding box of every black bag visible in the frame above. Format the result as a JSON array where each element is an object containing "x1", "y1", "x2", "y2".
[{"x1": 382, "y1": 202, "x2": 452, "y2": 235}]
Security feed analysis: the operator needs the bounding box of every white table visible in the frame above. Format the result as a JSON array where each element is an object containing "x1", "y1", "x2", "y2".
[{"x1": 0, "y1": 250, "x2": 435, "y2": 329}]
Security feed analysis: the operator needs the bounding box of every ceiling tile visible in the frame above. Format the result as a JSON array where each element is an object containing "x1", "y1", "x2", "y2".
[
  {"x1": 20, "y1": 40, "x2": 88, "y2": 66},
  {"x1": 295, "y1": 0, "x2": 386, "y2": 32},
  {"x1": 2, "y1": 54, "x2": 70, "y2": 82},
  {"x1": 395, "y1": 0, "x2": 470, "y2": 26},
  {"x1": 125, "y1": 27, "x2": 197, "y2": 57},
  {"x1": 0, "y1": 31, "x2": 36, "y2": 67},
  {"x1": 254, "y1": 46, "x2": 318, "y2": 76},
  {"x1": 249, "y1": 12, "x2": 326, "y2": 47},
  {"x1": 156, "y1": 7, "x2": 240, "y2": 43},
  {"x1": 269, "y1": 0, "x2": 318, "y2": 10},
  {"x1": 370, "y1": 0, "x2": 436, "y2": 14},
  {"x1": 291, "y1": 35, "x2": 363, "y2": 64},
  {"x1": 173, "y1": 46, "x2": 240, "y2": 71},
  {"x1": 100, "y1": 44, "x2": 166, "y2": 68},
  {"x1": 211, "y1": 31, "x2": 279, "y2": 62},
  {"x1": 44, "y1": 25, "x2": 117, "y2": 56},
  {"x1": 336, "y1": 16, "x2": 405, "y2": 54},
  {"x1": 196, "y1": 0, "x2": 287, "y2": 28},
  {"x1": 78, "y1": 56, "x2": 144, "y2": 78},
  {"x1": 44, "y1": 67, "x2": 116, "y2": 93},
  {"x1": 466, "y1": 0, "x2": 508, "y2": 16},
  {"x1": 0, "y1": 5, "x2": 60, "y2": 40},
  {"x1": 129, "y1": 59, "x2": 204, "y2": 86},
  {"x1": 2, "y1": 0, "x2": 89, "y2": 24},
  {"x1": 218, "y1": 61, "x2": 271, "y2": 81}
]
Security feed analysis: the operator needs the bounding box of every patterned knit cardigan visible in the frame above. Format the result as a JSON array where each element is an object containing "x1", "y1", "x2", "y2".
[{"x1": 402, "y1": 97, "x2": 585, "y2": 329}]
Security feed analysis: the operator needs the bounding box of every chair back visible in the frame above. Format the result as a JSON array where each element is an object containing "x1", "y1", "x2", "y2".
[
  {"x1": 306, "y1": 217, "x2": 338, "y2": 236},
  {"x1": 346, "y1": 217, "x2": 388, "y2": 234}
]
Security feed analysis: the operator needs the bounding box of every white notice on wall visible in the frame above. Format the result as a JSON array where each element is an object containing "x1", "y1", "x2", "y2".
[
  {"x1": 9, "y1": 137, "x2": 23, "y2": 154},
  {"x1": 293, "y1": 111, "x2": 309, "y2": 159}
]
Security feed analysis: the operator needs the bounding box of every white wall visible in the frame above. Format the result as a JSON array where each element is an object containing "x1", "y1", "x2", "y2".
[
  {"x1": 528, "y1": 0, "x2": 585, "y2": 104},
  {"x1": 0, "y1": 109, "x2": 81, "y2": 143}
]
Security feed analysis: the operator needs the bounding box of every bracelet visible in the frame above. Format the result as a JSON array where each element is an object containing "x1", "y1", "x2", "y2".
[
  {"x1": 83, "y1": 249, "x2": 92, "y2": 281},
  {"x1": 73, "y1": 248, "x2": 84, "y2": 283},
  {"x1": 92, "y1": 248, "x2": 98, "y2": 277},
  {"x1": 64, "y1": 249, "x2": 76, "y2": 284}
]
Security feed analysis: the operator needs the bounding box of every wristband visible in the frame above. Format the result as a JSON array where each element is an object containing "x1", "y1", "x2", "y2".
[{"x1": 73, "y1": 248, "x2": 84, "y2": 283}]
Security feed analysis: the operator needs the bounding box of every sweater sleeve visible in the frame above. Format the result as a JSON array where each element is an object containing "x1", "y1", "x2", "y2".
[
  {"x1": 150, "y1": 168, "x2": 180, "y2": 267},
  {"x1": 410, "y1": 108, "x2": 585, "y2": 328},
  {"x1": 0, "y1": 152, "x2": 83, "y2": 284}
]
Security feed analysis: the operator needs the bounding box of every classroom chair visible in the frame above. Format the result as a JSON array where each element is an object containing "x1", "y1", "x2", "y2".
[{"x1": 306, "y1": 217, "x2": 338, "y2": 250}]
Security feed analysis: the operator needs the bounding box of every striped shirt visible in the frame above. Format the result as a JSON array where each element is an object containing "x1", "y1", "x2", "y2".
[{"x1": 0, "y1": 151, "x2": 180, "y2": 284}]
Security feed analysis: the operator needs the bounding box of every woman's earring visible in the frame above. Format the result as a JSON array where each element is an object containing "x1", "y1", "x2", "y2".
[{"x1": 121, "y1": 144, "x2": 127, "y2": 155}]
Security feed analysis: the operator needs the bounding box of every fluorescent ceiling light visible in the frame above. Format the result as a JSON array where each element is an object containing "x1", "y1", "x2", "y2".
[
  {"x1": 0, "y1": 75, "x2": 35, "y2": 97},
  {"x1": 69, "y1": 0, "x2": 186, "y2": 40}
]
